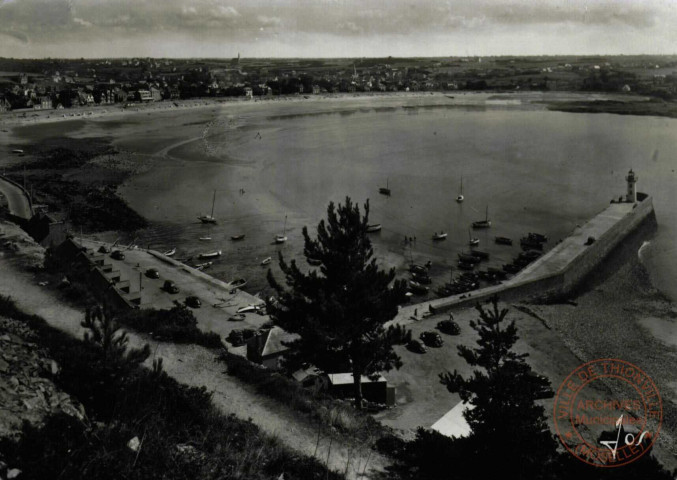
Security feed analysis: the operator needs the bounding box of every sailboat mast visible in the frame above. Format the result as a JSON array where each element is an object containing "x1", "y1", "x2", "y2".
[
  {"x1": 210, "y1": 190, "x2": 216, "y2": 218},
  {"x1": 283, "y1": 215, "x2": 287, "y2": 235}
]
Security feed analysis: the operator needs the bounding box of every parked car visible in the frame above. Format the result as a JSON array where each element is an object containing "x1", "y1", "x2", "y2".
[
  {"x1": 185, "y1": 295, "x2": 201, "y2": 308},
  {"x1": 162, "y1": 280, "x2": 179, "y2": 293},
  {"x1": 436, "y1": 320, "x2": 461, "y2": 336},
  {"x1": 406, "y1": 339, "x2": 427, "y2": 354},
  {"x1": 420, "y1": 331, "x2": 444, "y2": 348},
  {"x1": 111, "y1": 250, "x2": 125, "y2": 260},
  {"x1": 97, "y1": 245, "x2": 110, "y2": 254},
  {"x1": 145, "y1": 268, "x2": 160, "y2": 279}
]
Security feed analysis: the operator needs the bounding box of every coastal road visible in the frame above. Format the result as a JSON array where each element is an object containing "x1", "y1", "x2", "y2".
[{"x1": 0, "y1": 175, "x2": 32, "y2": 219}]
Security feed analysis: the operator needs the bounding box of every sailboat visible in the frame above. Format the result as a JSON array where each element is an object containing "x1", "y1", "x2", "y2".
[
  {"x1": 472, "y1": 206, "x2": 491, "y2": 229},
  {"x1": 198, "y1": 190, "x2": 217, "y2": 224},
  {"x1": 456, "y1": 177, "x2": 464, "y2": 203},
  {"x1": 468, "y1": 230, "x2": 480, "y2": 246},
  {"x1": 379, "y1": 178, "x2": 391, "y2": 196},
  {"x1": 275, "y1": 215, "x2": 288, "y2": 244}
]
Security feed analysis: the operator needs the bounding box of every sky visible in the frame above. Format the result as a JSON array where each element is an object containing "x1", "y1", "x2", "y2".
[{"x1": 0, "y1": 0, "x2": 675, "y2": 58}]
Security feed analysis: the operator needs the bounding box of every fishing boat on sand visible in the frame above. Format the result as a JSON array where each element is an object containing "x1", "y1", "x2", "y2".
[
  {"x1": 163, "y1": 248, "x2": 176, "y2": 257},
  {"x1": 231, "y1": 234, "x2": 245, "y2": 241},
  {"x1": 198, "y1": 250, "x2": 222, "y2": 259},
  {"x1": 275, "y1": 215, "x2": 288, "y2": 244},
  {"x1": 199, "y1": 236, "x2": 212, "y2": 241},
  {"x1": 379, "y1": 178, "x2": 391, "y2": 196},
  {"x1": 261, "y1": 257, "x2": 272, "y2": 266},
  {"x1": 195, "y1": 261, "x2": 213, "y2": 271},
  {"x1": 432, "y1": 232, "x2": 447, "y2": 241},
  {"x1": 472, "y1": 206, "x2": 491, "y2": 229},
  {"x1": 198, "y1": 190, "x2": 217, "y2": 224},
  {"x1": 366, "y1": 224, "x2": 382, "y2": 233}
]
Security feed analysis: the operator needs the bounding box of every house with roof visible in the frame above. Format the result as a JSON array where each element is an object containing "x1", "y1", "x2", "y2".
[
  {"x1": 327, "y1": 373, "x2": 394, "y2": 406},
  {"x1": 246, "y1": 326, "x2": 300, "y2": 370}
]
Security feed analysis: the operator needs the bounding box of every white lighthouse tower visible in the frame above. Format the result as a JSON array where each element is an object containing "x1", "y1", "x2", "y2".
[{"x1": 625, "y1": 169, "x2": 638, "y2": 203}]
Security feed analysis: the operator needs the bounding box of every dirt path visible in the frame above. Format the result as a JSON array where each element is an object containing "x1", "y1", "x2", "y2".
[{"x1": 0, "y1": 254, "x2": 389, "y2": 479}]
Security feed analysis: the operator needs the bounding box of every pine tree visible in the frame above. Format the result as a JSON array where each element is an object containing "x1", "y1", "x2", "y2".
[
  {"x1": 438, "y1": 297, "x2": 557, "y2": 478},
  {"x1": 267, "y1": 197, "x2": 409, "y2": 408},
  {"x1": 82, "y1": 305, "x2": 150, "y2": 371}
]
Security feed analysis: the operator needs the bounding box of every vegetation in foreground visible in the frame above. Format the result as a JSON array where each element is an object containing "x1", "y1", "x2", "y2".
[
  {"x1": 0, "y1": 296, "x2": 343, "y2": 480},
  {"x1": 379, "y1": 297, "x2": 674, "y2": 480},
  {"x1": 267, "y1": 197, "x2": 410, "y2": 408}
]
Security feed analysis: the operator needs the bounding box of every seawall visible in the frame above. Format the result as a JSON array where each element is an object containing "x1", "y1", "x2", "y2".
[{"x1": 425, "y1": 193, "x2": 655, "y2": 312}]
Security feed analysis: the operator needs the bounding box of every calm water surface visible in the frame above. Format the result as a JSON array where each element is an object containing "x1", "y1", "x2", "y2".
[{"x1": 115, "y1": 102, "x2": 677, "y2": 299}]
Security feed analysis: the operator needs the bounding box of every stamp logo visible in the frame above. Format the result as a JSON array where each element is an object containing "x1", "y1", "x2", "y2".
[{"x1": 553, "y1": 358, "x2": 662, "y2": 467}]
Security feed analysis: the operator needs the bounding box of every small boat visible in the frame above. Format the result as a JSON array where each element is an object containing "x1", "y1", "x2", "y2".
[
  {"x1": 472, "y1": 206, "x2": 491, "y2": 229},
  {"x1": 198, "y1": 190, "x2": 218, "y2": 224},
  {"x1": 199, "y1": 236, "x2": 212, "y2": 241},
  {"x1": 468, "y1": 231, "x2": 480, "y2": 247},
  {"x1": 261, "y1": 257, "x2": 272, "y2": 266},
  {"x1": 469, "y1": 250, "x2": 490, "y2": 260},
  {"x1": 236, "y1": 303, "x2": 264, "y2": 314},
  {"x1": 163, "y1": 248, "x2": 176, "y2": 257},
  {"x1": 408, "y1": 280, "x2": 429, "y2": 295},
  {"x1": 458, "y1": 260, "x2": 475, "y2": 270},
  {"x1": 495, "y1": 236, "x2": 513, "y2": 245},
  {"x1": 528, "y1": 232, "x2": 548, "y2": 243},
  {"x1": 432, "y1": 232, "x2": 447, "y2": 241},
  {"x1": 379, "y1": 178, "x2": 391, "y2": 196},
  {"x1": 366, "y1": 224, "x2": 382, "y2": 233},
  {"x1": 520, "y1": 238, "x2": 543, "y2": 250},
  {"x1": 456, "y1": 177, "x2": 464, "y2": 203},
  {"x1": 275, "y1": 215, "x2": 288, "y2": 244},
  {"x1": 231, "y1": 278, "x2": 247, "y2": 289},
  {"x1": 458, "y1": 253, "x2": 481, "y2": 264},
  {"x1": 307, "y1": 257, "x2": 322, "y2": 266},
  {"x1": 198, "y1": 250, "x2": 222, "y2": 259},
  {"x1": 195, "y1": 261, "x2": 213, "y2": 270},
  {"x1": 231, "y1": 234, "x2": 245, "y2": 241},
  {"x1": 12, "y1": 149, "x2": 24, "y2": 154}
]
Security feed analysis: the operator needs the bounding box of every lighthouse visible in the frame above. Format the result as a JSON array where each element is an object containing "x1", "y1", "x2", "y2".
[{"x1": 625, "y1": 169, "x2": 638, "y2": 203}]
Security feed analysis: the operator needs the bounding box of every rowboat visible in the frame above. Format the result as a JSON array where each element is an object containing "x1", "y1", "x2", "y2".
[
  {"x1": 231, "y1": 234, "x2": 245, "y2": 241},
  {"x1": 198, "y1": 250, "x2": 222, "y2": 259},
  {"x1": 495, "y1": 236, "x2": 513, "y2": 245},
  {"x1": 195, "y1": 261, "x2": 213, "y2": 270},
  {"x1": 199, "y1": 236, "x2": 212, "y2": 241},
  {"x1": 366, "y1": 224, "x2": 382, "y2": 233},
  {"x1": 379, "y1": 178, "x2": 391, "y2": 196},
  {"x1": 231, "y1": 278, "x2": 247, "y2": 289},
  {"x1": 163, "y1": 248, "x2": 176, "y2": 257},
  {"x1": 432, "y1": 232, "x2": 447, "y2": 241},
  {"x1": 472, "y1": 206, "x2": 491, "y2": 229},
  {"x1": 275, "y1": 215, "x2": 288, "y2": 243},
  {"x1": 261, "y1": 257, "x2": 272, "y2": 266}
]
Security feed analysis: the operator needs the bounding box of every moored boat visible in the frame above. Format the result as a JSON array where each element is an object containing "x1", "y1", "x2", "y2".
[
  {"x1": 163, "y1": 248, "x2": 176, "y2": 257},
  {"x1": 231, "y1": 234, "x2": 245, "y2": 241},
  {"x1": 495, "y1": 236, "x2": 513, "y2": 245},
  {"x1": 199, "y1": 250, "x2": 222, "y2": 259},
  {"x1": 275, "y1": 215, "x2": 288, "y2": 243},
  {"x1": 195, "y1": 261, "x2": 213, "y2": 270},
  {"x1": 379, "y1": 178, "x2": 391, "y2": 196},
  {"x1": 408, "y1": 280, "x2": 429, "y2": 295},
  {"x1": 199, "y1": 236, "x2": 212, "y2": 241},
  {"x1": 458, "y1": 260, "x2": 475, "y2": 270},
  {"x1": 307, "y1": 257, "x2": 322, "y2": 266},
  {"x1": 432, "y1": 232, "x2": 447, "y2": 241},
  {"x1": 469, "y1": 250, "x2": 489, "y2": 260},
  {"x1": 231, "y1": 278, "x2": 247, "y2": 289},
  {"x1": 261, "y1": 257, "x2": 272, "y2": 266},
  {"x1": 198, "y1": 190, "x2": 218, "y2": 224},
  {"x1": 472, "y1": 206, "x2": 491, "y2": 229},
  {"x1": 456, "y1": 177, "x2": 464, "y2": 203},
  {"x1": 458, "y1": 253, "x2": 481, "y2": 264},
  {"x1": 366, "y1": 224, "x2": 382, "y2": 233}
]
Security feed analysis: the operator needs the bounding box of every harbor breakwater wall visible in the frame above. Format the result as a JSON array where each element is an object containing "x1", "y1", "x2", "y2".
[{"x1": 427, "y1": 193, "x2": 656, "y2": 313}]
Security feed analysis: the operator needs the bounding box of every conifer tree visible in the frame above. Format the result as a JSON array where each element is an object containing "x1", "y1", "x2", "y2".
[
  {"x1": 267, "y1": 197, "x2": 409, "y2": 408},
  {"x1": 438, "y1": 297, "x2": 557, "y2": 478}
]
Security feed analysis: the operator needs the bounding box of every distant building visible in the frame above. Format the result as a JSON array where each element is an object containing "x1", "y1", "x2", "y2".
[
  {"x1": 136, "y1": 90, "x2": 153, "y2": 102},
  {"x1": 244, "y1": 87, "x2": 253, "y2": 99}
]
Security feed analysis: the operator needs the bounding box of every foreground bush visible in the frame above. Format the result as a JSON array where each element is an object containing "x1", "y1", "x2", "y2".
[
  {"x1": 0, "y1": 296, "x2": 342, "y2": 480},
  {"x1": 118, "y1": 305, "x2": 222, "y2": 348}
]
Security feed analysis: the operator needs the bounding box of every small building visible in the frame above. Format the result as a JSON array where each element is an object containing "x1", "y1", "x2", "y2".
[
  {"x1": 24, "y1": 212, "x2": 67, "y2": 248},
  {"x1": 431, "y1": 401, "x2": 474, "y2": 438},
  {"x1": 244, "y1": 87, "x2": 253, "y2": 99},
  {"x1": 136, "y1": 90, "x2": 153, "y2": 102},
  {"x1": 327, "y1": 373, "x2": 394, "y2": 406},
  {"x1": 246, "y1": 326, "x2": 299, "y2": 370}
]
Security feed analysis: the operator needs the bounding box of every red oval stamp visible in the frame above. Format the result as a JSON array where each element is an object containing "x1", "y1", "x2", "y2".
[{"x1": 554, "y1": 358, "x2": 662, "y2": 467}]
